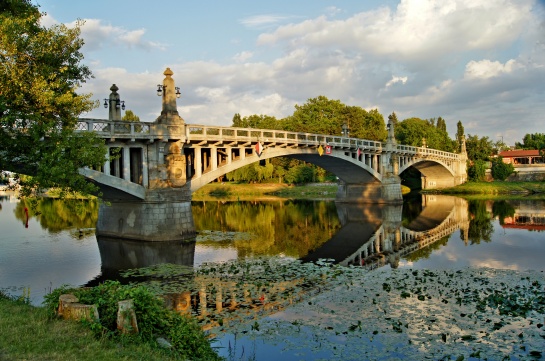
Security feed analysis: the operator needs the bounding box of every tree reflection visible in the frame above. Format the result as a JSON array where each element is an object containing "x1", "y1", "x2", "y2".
[
  {"x1": 492, "y1": 200, "x2": 516, "y2": 225},
  {"x1": 466, "y1": 200, "x2": 493, "y2": 244},
  {"x1": 192, "y1": 200, "x2": 341, "y2": 258},
  {"x1": 14, "y1": 198, "x2": 98, "y2": 233}
]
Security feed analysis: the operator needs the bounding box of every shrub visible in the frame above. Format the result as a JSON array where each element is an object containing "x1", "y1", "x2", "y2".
[
  {"x1": 43, "y1": 282, "x2": 222, "y2": 360},
  {"x1": 491, "y1": 157, "x2": 515, "y2": 181},
  {"x1": 468, "y1": 160, "x2": 487, "y2": 182}
]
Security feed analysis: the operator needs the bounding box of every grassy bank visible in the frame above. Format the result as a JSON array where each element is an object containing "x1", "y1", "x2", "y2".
[
  {"x1": 192, "y1": 182, "x2": 411, "y2": 201},
  {"x1": 0, "y1": 295, "x2": 182, "y2": 361},
  {"x1": 424, "y1": 181, "x2": 545, "y2": 197},
  {"x1": 192, "y1": 182, "x2": 338, "y2": 201}
]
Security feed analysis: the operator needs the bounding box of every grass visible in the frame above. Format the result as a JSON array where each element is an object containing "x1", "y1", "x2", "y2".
[
  {"x1": 423, "y1": 181, "x2": 545, "y2": 197},
  {"x1": 192, "y1": 182, "x2": 338, "y2": 201},
  {"x1": 0, "y1": 295, "x2": 184, "y2": 361},
  {"x1": 192, "y1": 182, "x2": 411, "y2": 201}
]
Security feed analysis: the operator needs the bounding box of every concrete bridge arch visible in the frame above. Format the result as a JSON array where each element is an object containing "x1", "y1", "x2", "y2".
[{"x1": 188, "y1": 146, "x2": 381, "y2": 192}]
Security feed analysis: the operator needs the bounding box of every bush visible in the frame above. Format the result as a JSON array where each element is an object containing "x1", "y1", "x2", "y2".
[
  {"x1": 491, "y1": 157, "x2": 515, "y2": 181},
  {"x1": 43, "y1": 282, "x2": 222, "y2": 360},
  {"x1": 468, "y1": 160, "x2": 487, "y2": 182}
]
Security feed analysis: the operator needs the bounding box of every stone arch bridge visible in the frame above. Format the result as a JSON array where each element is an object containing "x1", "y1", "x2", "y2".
[{"x1": 77, "y1": 68, "x2": 467, "y2": 242}]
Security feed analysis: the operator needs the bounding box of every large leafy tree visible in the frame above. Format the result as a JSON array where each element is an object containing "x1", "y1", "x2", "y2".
[
  {"x1": 394, "y1": 117, "x2": 456, "y2": 152},
  {"x1": 0, "y1": 0, "x2": 106, "y2": 197},
  {"x1": 465, "y1": 134, "x2": 494, "y2": 162},
  {"x1": 281, "y1": 96, "x2": 387, "y2": 141},
  {"x1": 231, "y1": 113, "x2": 279, "y2": 129},
  {"x1": 282, "y1": 96, "x2": 346, "y2": 135},
  {"x1": 515, "y1": 133, "x2": 545, "y2": 150}
]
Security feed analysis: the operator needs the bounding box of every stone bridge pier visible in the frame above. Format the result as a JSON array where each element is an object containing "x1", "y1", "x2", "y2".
[
  {"x1": 335, "y1": 116, "x2": 403, "y2": 204},
  {"x1": 94, "y1": 69, "x2": 197, "y2": 242}
]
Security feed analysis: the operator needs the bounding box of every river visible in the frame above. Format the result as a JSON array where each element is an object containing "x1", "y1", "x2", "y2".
[{"x1": 1, "y1": 192, "x2": 544, "y2": 360}]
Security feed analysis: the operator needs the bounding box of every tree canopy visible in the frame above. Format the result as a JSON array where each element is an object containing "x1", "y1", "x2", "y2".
[
  {"x1": 515, "y1": 133, "x2": 545, "y2": 150},
  {"x1": 0, "y1": 0, "x2": 106, "y2": 197},
  {"x1": 122, "y1": 110, "x2": 140, "y2": 122},
  {"x1": 394, "y1": 117, "x2": 456, "y2": 152}
]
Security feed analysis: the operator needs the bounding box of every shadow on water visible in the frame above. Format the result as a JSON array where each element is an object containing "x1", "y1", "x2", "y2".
[{"x1": 85, "y1": 237, "x2": 196, "y2": 287}]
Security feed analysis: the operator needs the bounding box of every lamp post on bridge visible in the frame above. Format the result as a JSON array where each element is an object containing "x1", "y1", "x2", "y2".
[
  {"x1": 155, "y1": 67, "x2": 184, "y2": 125},
  {"x1": 104, "y1": 84, "x2": 126, "y2": 121}
]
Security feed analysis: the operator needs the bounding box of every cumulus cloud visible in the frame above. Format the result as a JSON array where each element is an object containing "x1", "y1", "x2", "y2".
[
  {"x1": 233, "y1": 51, "x2": 254, "y2": 63},
  {"x1": 81, "y1": 0, "x2": 544, "y2": 145},
  {"x1": 258, "y1": 0, "x2": 533, "y2": 63},
  {"x1": 385, "y1": 76, "x2": 408, "y2": 88},
  {"x1": 464, "y1": 59, "x2": 520, "y2": 79},
  {"x1": 68, "y1": 19, "x2": 167, "y2": 52}
]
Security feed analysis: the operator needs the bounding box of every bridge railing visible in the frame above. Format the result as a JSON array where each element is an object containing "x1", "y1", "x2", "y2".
[
  {"x1": 186, "y1": 124, "x2": 384, "y2": 151},
  {"x1": 395, "y1": 144, "x2": 461, "y2": 160},
  {"x1": 76, "y1": 119, "x2": 461, "y2": 160},
  {"x1": 76, "y1": 119, "x2": 152, "y2": 137}
]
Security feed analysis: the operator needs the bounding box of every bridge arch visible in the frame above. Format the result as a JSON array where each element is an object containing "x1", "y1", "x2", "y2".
[
  {"x1": 399, "y1": 158, "x2": 458, "y2": 189},
  {"x1": 188, "y1": 146, "x2": 382, "y2": 192}
]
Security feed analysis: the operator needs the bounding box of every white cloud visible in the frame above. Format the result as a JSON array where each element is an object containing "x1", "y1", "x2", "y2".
[
  {"x1": 257, "y1": 0, "x2": 534, "y2": 64},
  {"x1": 69, "y1": 19, "x2": 167, "y2": 52},
  {"x1": 385, "y1": 76, "x2": 408, "y2": 88},
  {"x1": 79, "y1": 0, "x2": 544, "y2": 146},
  {"x1": 464, "y1": 59, "x2": 519, "y2": 79},
  {"x1": 233, "y1": 51, "x2": 254, "y2": 63},
  {"x1": 239, "y1": 15, "x2": 294, "y2": 29}
]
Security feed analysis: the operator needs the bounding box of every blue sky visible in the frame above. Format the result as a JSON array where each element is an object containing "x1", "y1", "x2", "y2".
[{"x1": 36, "y1": 0, "x2": 545, "y2": 145}]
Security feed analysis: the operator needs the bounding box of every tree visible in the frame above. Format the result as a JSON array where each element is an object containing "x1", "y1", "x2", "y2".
[
  {"x1": 231, "y1": 113, "x2": 279, "y2": 129},
  {"x1": 0, "y1": 0, "x2": 106, "y2": 197},
  {"x1": 515, "y1": 133, "x2": 545, "y2": 150},
  {"x1": 282, "y1": 96, "x2": 346, "y2": 135},
  {"x1": 122, "y1": 110, "x2": 140, "y2": 122},
  {"x1": 232, "y1": 113, "x2": 243, "y2": 127},
  {"x1": 281, "y1": 96, "x2": 387, "y2": 141},
  {"x1": 436, "y1": 117, "x2": 446, "y2": 132},
  {"x1": 344, "y1": 107, "x2": 387, "y2": 141},
  {"x1": 465, "y1": 134, "x2": 494, "y2": 162},
  {"x1": 395, "y1": 117, "x2": 455, "y2": 152},
  {"x1": 456, "y1": 120, "x2": 465, "y2": 151}
]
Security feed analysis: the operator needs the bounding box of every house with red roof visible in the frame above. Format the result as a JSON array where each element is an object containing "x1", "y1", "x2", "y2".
[{"x1": 498, "y1": 149, "x2": 544, "y2": 165}]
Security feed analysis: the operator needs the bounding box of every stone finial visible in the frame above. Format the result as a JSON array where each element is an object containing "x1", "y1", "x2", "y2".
[
  {"x1": 156, "y1": 67, "x2": 185, "y2": 125},
  {"x1": 387, "y1": 116, "x2": 397, "y2": 145},
  {"x1": 108, "y1": 84, "x2": 122, "y2": 121}
]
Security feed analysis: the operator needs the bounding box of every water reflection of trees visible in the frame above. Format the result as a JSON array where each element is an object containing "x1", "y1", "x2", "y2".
[
  {"x1": 192, "y1": 200, "x2": 341, "y2": 258},
  {"x1": 492, "y1": 200, "x2": 516, "y2": 225},
  {"x1": 14, "y1": 198, "x2": 98, "y2": 233},
  {"x1": 466, "y1": 200, "x2": 493, "y2": 244}
]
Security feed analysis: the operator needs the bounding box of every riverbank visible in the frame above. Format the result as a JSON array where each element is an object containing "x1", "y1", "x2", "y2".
[
  {"x1": 4, "y1": 265, "x2": 544, "y2": 361},
  {"x1": 0, "y1": 294, "x2": 181, "y2": 361},
  {"x1": 192, "y1": 182, "x2": 411, "y2": 201},
  {"x1": 423, "y1": 181, "x2": 545, "y2": 197},
  {"x1": 192, "y1": 182, "x2": 339, "y2": 201}
]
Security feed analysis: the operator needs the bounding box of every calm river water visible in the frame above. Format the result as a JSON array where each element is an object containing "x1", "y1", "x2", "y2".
[{"x1": 1, "y1": 192, "x2": 544, "y2": 359}]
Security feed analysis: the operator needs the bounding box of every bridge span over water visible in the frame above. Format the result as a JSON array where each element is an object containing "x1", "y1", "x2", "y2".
[{"x1": 78, "y1": 68, "x2": 467, "y2": 241}]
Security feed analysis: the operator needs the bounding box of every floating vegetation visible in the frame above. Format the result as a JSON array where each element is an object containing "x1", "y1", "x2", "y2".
[
  {"x1": 196, "y1": 230, "x2": 254, "y2": 243},
  {"x1": 120, "y1": 259, "x2": 545, "y2": 360},
  {"x1": 210, "y1": 266, "x2": 545, "y2": 361}
]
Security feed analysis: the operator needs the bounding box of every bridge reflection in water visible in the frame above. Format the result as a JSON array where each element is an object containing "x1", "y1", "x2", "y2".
[{"x1": 89, "y1": 195, "x2": 469, "y2": 330}]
